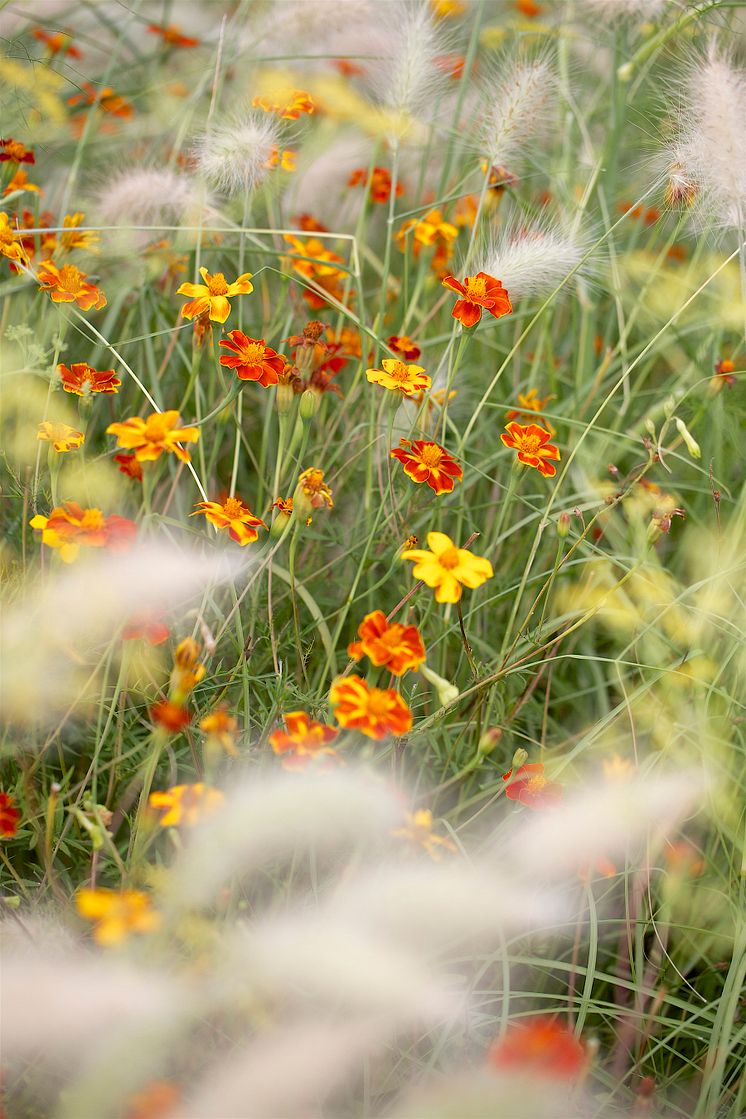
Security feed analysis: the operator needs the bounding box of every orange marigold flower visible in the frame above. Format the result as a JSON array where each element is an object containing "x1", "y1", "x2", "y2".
[
  {"x1": 391, "y1": 438, "x2": 463, "y2": 495},
  {"x1": 37, "y1": 420, "x2": 84, "y2": 452},
  {"x1": 124, "y1": 1081, "x2": 180, "y2": 1119},
  {"x1": 3, "y1": 168, "x2": 41, "y2": 196},
  {"x1": 330, "y1": 676, "x2": 412, "y2": 740},
  {"x1": 663, "y1": 839, "x2": 705, "y2": 878},
  {"x1": 502, "y1": 763, "x2": 562, "y2": 809},
  {"x1": 150, "y1": 699, "x2": 191, "y2": 732},
  {"x1": 401, "y1": 531, "x2": 493, "y2": 604},
  {"x1": 149, "y1": 783, "x2": 224, "y2": 827},
  {"x1": 396, "y1": 208, "x2": 458, "y2": 259},
  {"x1": 348, "y1": 610, "x2": 426, "y2": 676},
  {"x1": 106, "y1": 410, "x2": 200, "y2": 465},
  {"x1": 487, "y1": 1017, "x2": 586, "y2": 1080},
  {"x1": 0, "y1": 791, "x2": 20, "y2": 838},
  {"x1": 58, "y1": 361, "x2": 121, "y2": 396},
  {"x1": 177, "y1": 266, "x2": 253, "y2": 324},
  {"x1": 219, "y1": 331, "x2": 286, "y2": 385},
  {"x1": 170, "y1": 637, "x2": 205, "y2": 701},
  {"x1": 435, "y1": 53, "x2": 465, "y2": 80},
  {"x1": 191, "y1": 495, "x2": 267, "y2": 546},
  {"x1": 515, "y1": 0, "x2": 543, "y2": 15},
  {"x1": 122, "y1": 611, "x2": 170, "y2": 645},
  {"x1": 56, "y1": 212, "x2": 100, "y2": 253},
  {"x1": 252, "y1": 89, "x2": 314, "y2": 120},
  {"x1": 505, "y1": 387, "x2": 554, "y2": 422},
  {"x1": 0, "y1": 138, "x2": 35, "y2": 164},
  {"x1": 366, "y1": 359, "x2": 431, "y2": 396},
  {"x1": 67, "y1": 82, "x2": 134, "y2": 119},
  {"x1": 387, "y1": 334, "x2": 421, "y2": 361},
  {"x1": 199, "y1": 705, "x2": 240, "y2": 758},
  {"x1": 0, "y1": 211, "x2": 28, "y2": 264},
  {"x1": 348, "y1": 166, "x2": 403, "y2": 204},
  {"x1": 269, "y1": 711, "x2": 339, "y2": 770},
  {"x1": 442, "y1": 271, "x2": 512, "y2": 329},
  {"x1": 432, "y1": 0, "x2": 466, "y2": 15},
  {"x1": 76, "y1": 887, "x2": 161, "y2": 946},
  {"x1": 30, "y1": 502, "x2": 136, "y2": 563},
  {"x1": 32, "y1": 28, "x2": 82, "y2": 57},
  {"x1": 453, "y1": 193, "x2": 479, "y2": 228},
  {"x1": 266, "y1": 146, "x2": 297, "y2": 172},
  {"x1": 713, "y1": 358, "x2": 738, "y2": 389},
  {"x1": 391, "y1": 809, "x2": 456, "y2": 860},
  {"x1": 283, "y1": 235, "x2": 347, "y2": 309},
  {"x1": 295, "y1": 213, "x2": 329, "y2": 233},
  {"x1": 147, "y1": 23, "x2": 200, "y2": 47},
  {"x1": 37, "y1": 260, "x2": 106, "y2": 310},
  {"x1": 500, "y1": 421, "x2": 560, "y2": 477},
  {"x1": 115, "y1": 452, "x2": 143, "y2": 481}
]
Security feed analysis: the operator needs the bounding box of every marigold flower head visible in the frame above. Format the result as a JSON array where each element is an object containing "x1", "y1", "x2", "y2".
[
  {"x1": 502, "y1": 763, "x2": 562, "y2": 809},
  {"x1": 391, "y1": 809, "x2": 456, "y2": 860},
  {"x1": 327, "y1": 326, "x2": 362, "y2": 358},
  {"x1": 148, "y1": 23, "x2": 200, "y2": 47},
  {"x1": 192, "y1": 495, "x2": 267, "y2": 546},
  {"x1": 402, "y1": 532, "x2": 493, "y2": 604},
  {"x1": 170, "y1": 637, "x2": 205, "y2": 701},
  {"x1": 150, "y1": 699, "x2": 191, "y2": 732},
  {"x1": 387, "y1": 334, "x2": 421, "y2": 361},
  {"x1": 505, "y1": 387, "x2": 554, "y2": 422},
  {"x1": 348, "y1": 610, "x2": 426, "y2": 676},
  {"x1": 366, "y1": 359, "x2": 431, "y2": 397},
  {"x1": 219, "y1": 331, "x2": 286, "y2": 385},
  {"x1": 269, "y1": 711, "x2": 339, "y2": 770},
  {"x1": 37, "y1": 260, "x2": 107, "y2": 310},
  {"x1": 283, "y1": 236, "x2": 347, "y2": 309},
  {"x1": 67, "y1": 82, "x2": 134, "y2": 119},
  {"x1": 56, "y1": 212, "x2": 100, "y2": 253},
  {"x1": 32, "y1": 28, "x2": 82, "y2": 57},
  {"x1": 252, "y1": 89, "x2": 314, "y2": 120},
  {"x1": 199, "y1": 705, "x2": 240, "y2": 758},
  {"x1": 58, "y1": 361, "x2": 121, "y2": 396},
  {"x1": 664, "y1": 839, "x2": 705, "y2": 878},
  {"x1": 266, "y1": 146, "x2": 297, "y2": 172},
  {"x1": 0, "y1": 138, "x2": 35, "y2": 163},
  {"x1": 329, "y1": 676, "x2": 412, "y2": 740},
  {"x1": 396, "y1": 208, "x2": 457, "y2": 256},
  {"x1": 391, "y1": 438, "x2": 463, "y2": 495},
  {"x1": 115, "y1": 452, "x2": 143, "y2": 481},
  {"x1": 712, "y1": 358, "x2": 738, "y2": 391},
  {"x1": 177, "y1": 266, "x2": 253, "y2": 324},
  {"x1": 106, "y1": 410, "x2": 199, "y2": 465},
  {"x1": 442, "y1": 271, "x2": 512, "y2": 329},
  {"x1": 37, "y1": 420, "x2": 85, "y2": 453},
  {"x1": 295, "y1": 468, "x2": 334, "y2": 519},
  {"x1": 348, "y1": 166, "x2": 404, "y2": 204},
  {"x1": 124, "y1": 1081, "x2": 180, "y2": 1119},
  {"x1": 149, "y1": 783, "x2": 223, "y2": 828},
  {"x1": 0, "y1": 792, "x2": 20, "y2": 838},
  {"x1": 3, "y1": 168, "x2": 41, "y2": 197},
  {"x1": 76, "y1": 888, "x2": 161, "y2": 946},
  {"x1": 30, "y1": 502, "x2": 136, "y2": 563},
  {"x1": 0, "y1": 211, "x2": 28, "y2": 264},
  {"x1": 295, "y1": 213, "x2": 329, "y2": 233},
  {"x1": 122, "y1": 611, "x2": 170, "y2": 645},
  {"x1": 487, "y1": 1017, "x2": 586, "y2": 1080},
  {"x1": 500, "y1": 421, "x2": 560, "y2": 477}
]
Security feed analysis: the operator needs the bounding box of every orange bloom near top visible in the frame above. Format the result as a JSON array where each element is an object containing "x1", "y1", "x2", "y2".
[
  {"x1": 147, "y1": 23, "x2": 200, "y2": 47},
  {"x1": 177, "y1": 267, "x2": 253, "y2": 324},
  {"x1": 191, "y1": 495, "x2": 267, "y2": 546},
  {"x1": 442, "y1": 271, "x2": 512, "y2": 329},
  {"x1": 269, "y1": 711, "x2": 339, "y2": 770},
  {"x1": 366, "y1": 359, "x2": 431, "y2": 397},
  {"x1": 252, "y1": 90, "x2": 314, "y2": 120},
  {"x1": 107, "y1": 411, "x2": 199, "y2": 464},
  {"x1": 219, "y1": 331, "x2": 286, "y2": 385},
  {"x1": 58, "y1": 362, "x2": 121, "y2": 396},
  {"x1": 0, "y1": 138, "x2": 35, "y2": 163},
  {"x1": 391, "y1": 439, "x2": 463, "y2": 495},
  {"x1": 329, "y1": 676, "x2": 412, "y2": 740},
  {"x1": 348, "y1": 610, "x2": 426, "y2": 676},
  {"x1": 37, "y1": 260, "x2": 107, "y2": 310},
  {"x1": 500, "y1": 422, "x2": 560, "y2": 478}
]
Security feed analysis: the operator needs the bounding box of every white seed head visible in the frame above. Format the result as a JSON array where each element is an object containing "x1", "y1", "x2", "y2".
[
  {"x1": 194, "y1": 111, "x2": 280, "y2": 197},
  {"x1": 480, "y1": 216, "x2": 587, "y2": 302},
  {"x1": 478, "y1": 53, "x2": 555, "y2": 174}
]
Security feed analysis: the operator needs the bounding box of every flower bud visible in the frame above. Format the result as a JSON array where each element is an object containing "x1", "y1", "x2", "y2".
[
  {"x1": 478, "y1": 727, "x2": 502, "y2": 755},
  {"x1": 511, "y1": 747, "x2": 528, "y2": 769},
  {"x1": 675, "y1": 418, "x2": 700, "y2": 459},
  {"x1": 299, "y1": 388, "x2": 319, "y2": 420},
  {"x1": 276, "y1": 382, "x2": 295, "y2": 415},
  {"x1": 557, "y1": 512, "x2": 570, "y2": 538},
  {"x1": 420, "y1": 664, "x2": 459, "y2": 707}
]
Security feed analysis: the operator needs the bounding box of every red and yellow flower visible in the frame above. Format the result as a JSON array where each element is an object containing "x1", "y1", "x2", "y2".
[
  {"x1": 58, "y1": 361, "x2": 121, "y2": 396},
  {"x1": 67, "y1": 82, "x2": 134, "y2": 119},
  {"x1": 170, "y1": 637, "x2": 205, "y2": 701},
  {"x1": 114, "y1": 452, "x2": 143, "y2": 481},
  {"x1": 348, "y1": 166, "x2": 403, "y2": 204},
  {"x1": 122, "y1": 612, "x2": 170, "y2": 645},
  {"x1": 0, "y1": 138, "x2": 35, "y2": 163},
  {"x1": 391, "y1": 438, "x2": 463, "y2": 495},
  {"x1": 0, "y1": 211, "x2": 28, "y2": 264},
  {"x1": 177, "y1": 267, "x2": 253, "y2": 324},
  {"x1": 76, "y1": 888, "x2": 161, "y2": 946},
  {"x1": 149, "y1": 783, "x2": 224, "y2": 827},
  {"x1": 199, "y1": 705, "x2": 240, "y2": 758},
  {"x1": 348, "y1": 610, "x2": 426, "y2": 676},
  {"x1": 3, "y1": 168, "x2": 41, "y2": 196},
  {"x1": 30, "y1": 503, "x2": 136, "y2": 563},
  {"x1": 391, "y1": 809, "x2": 456, "y2": 860},
  {"x1": 387, "y1": 334, "x2": 421, "y2": 361},
  {"x1": 37, "y1": 260, "x2": 107, "y2": 310},
  {"x1": 442, "y1": 271, "x2": 512, "y2": 329},
  {"x1": 401, "y1": 531, "x2": 493, "y2": 604},
  {"x1": 150, "y1": 699, "x2": 191, "y2": 732},
  {"x1": 252, "y1": 90, "x2": 314, "y2": 120},
  {"x1": 32, "y1": 28, "x2": 82, "y2": 57},
  {"x1": 329, "y1": 676, "x2": 412, "y2": 740},
  {"x1": 266, "y1": 146, "x2": 297, "y2": 172},
  {"x1": 219, "y1": 331, "x2": 286, "y2": 385},
  {"x1": 502, "y1": 763, "x2": 562, "y2": 809},
  {"x1": 53, "y1": 212, "x2": 100, "y2": 254},
  {"x1": 106, "y1": 411, "x2": 199, "y2": 464},
  {"x1": 487, "y1": 1017, "x2": 586, "y2": 1080},
  {"x1": 269, "y1": 711, "x2": 339, "y2": 770},
  {"x1": 192, "y1": 495, "x2": 267, "y2": 546},
  {"x1": 0, "y1": 792, "x2": 20, "y2": 838},
  {"x1": 366, "y1": 359, "x2": 431, "y2": 396},
  {"x1": 283, "y1": 235, "x2": 347, "y2": 309},
  {"x1": 147, "y1": 23, "x2": 200, "y2": 47},
  {"x1": 37, "y1": 421, "x2": 85, "y2": 452},
  {"x1": 500, "y1": 421, "x2": 560, "y2": 477}
]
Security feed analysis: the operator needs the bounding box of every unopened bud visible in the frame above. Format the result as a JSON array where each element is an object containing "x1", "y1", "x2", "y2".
[
  {"x1": 478, "y1": 727, "x2": 502, "y2": 755},
  {"x1": 644, "y1": 418, "x2": 656, "y2": 438},
  {"x1": 557, "y1": 512, "x2": 570, "y2": 538},
  {"x1": 675, "y1": 418, "x2": 700, "y2": 459},
  {"x1": 511, "y1": 747, "x2": 529, "y2": 770},
  {"x1": 420, "y1": 664, "x2": 459, "y2": 707},
  {"x1": 276, "y1": 383, "x2": 295, "y2": 415},
  {"x1": 663, "y1": 396, "x2": 676, "y2": 420},
  {"x1": 299, "y1": 388, "x2": 319, "y2": 420}
]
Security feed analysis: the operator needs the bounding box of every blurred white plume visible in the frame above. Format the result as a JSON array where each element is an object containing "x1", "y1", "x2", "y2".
[
  {"x1": 478, "y1": 53, "x2": 556, "y2": 175},
  {"x1": 194, "y1": 110, "x2": 280, "y2": 197},
  {"x1": 480, "y1": 215, "x2": 588, "y2": 302}
]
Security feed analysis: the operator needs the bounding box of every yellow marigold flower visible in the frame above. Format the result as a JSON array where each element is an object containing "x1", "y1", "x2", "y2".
[
  {"x1": 36, "y1": 260, "x2": 106, "y2": 310},
  {"x1": 191, "y1": 494, "x2": 267, "y2": 546},
  {"x1": 176, "y1": 266, "x2": 253, "y2": 324},
  {"x1": 75, "y1": 887, "x2": 161, "y2": 946},
  {"x1": 37, "y1": 420, "x2": 84, "y2": 452},
  {"x1": 366, "y1": 359, "x2": 431, "y2": 397},
  {"x1": 391, "y1": 809, "x2": 456, "y2": 860},
  {"x1": 266, "y1": 146, "x2": 297, "y2": 171},
  {"x1": 57, "y1": 212, "x2": 100, "y2": 253},
  {"x1": 401, "y1": 531, "x2": 493, "y2": 604},
  {"x1": 0, "y1": 211, "x2": 27, "y2": 263},
  {"x1": 199, "y1": 704, "x2": 240, "y2": 758},
  {"x1": 396, "y1": 208, "x2": 458, "y2": 254},
  {"x1": 149, "y1": 783, "x2": 224, "y2": 827},
  {"x1": 3, "y1": 168, "x2": 41, "y2": 196},
  {"x1": 30, "y1": 502, "x2": 136, "y2": 563},
  {"x1": 294, "y1": 467, "x2": 334, "y2": 521},
  {"x1": 330, "y1": 675, "x2": 413, "y2": 740},
  {"x1": 252, "y1": 89, "x2": 314, "y2": 120},
  {"x1": 170, "y1": 637, "x2": 205, "y2": 701},
  {"x1": 106, "y1": 410, "x2": 199, "y2": 464}
]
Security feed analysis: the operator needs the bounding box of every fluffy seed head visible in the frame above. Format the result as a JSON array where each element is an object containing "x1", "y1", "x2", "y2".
[
  {"x1": 194, "y1": 111, "x2": 280, "y2": 197},
  {"x1": 93, "y1": 168, "x2": 203, "y2": 228},
  {"x1": 480, "y1": 216, "x2": 587, "y2": 302},
  {"x1": 478, "y1": 53, "x2": 555, "y2": 173},
  {"x1": 365, "y1": 1, "x2": 448, "y2": 119}
]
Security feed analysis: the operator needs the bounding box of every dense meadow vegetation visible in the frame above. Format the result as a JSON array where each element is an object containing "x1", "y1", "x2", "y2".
[{"x1": 0, "y1": 1, "x2": 745, "y2": 1116}]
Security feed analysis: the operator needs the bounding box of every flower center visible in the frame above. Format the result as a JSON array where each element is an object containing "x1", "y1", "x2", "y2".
[
  {"x1": 438, "y1": 546, "x2": 460, "y2": 570},
  {"x1": 366, "y1": 690, "x2": 392, "y2": 718},
  {"x1": 465, "y1": 277, "x2": 487, "y2": 300},
  {"x1": 207, "y1": 273, "x2": 229, "y2": 296},
  {"x1": 145, "y1": 415, "x2": 172, "y2": 442},
  {"x1": 526, "y1": 775, "x2": 548, "y2": 794},
  {"x1": 240, "y1": 341, "x2": 266, "y2": 364},
  {"x1": 223, "y1": 497, "x2": 244, "y2": 518},
  {"x1": 419, "y1": 443, "x2": 443, "y2": 468},
  {"x1": 80, "y1": 509, "x2": 106, "y2": 531},
  {"x1": 57, "y1": 265, "x2": 83, "y2": 293},
  {"x1": 389, "y1": 361, "x2": 411, "y2": 382},
  {"x1": 516, "y1": 433, "x2": 541, "y2": 454}
]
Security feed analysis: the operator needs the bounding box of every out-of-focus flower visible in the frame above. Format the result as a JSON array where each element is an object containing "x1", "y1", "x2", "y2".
[
  {"x1": 294, "y1": 468, "x2": 334, "y2": 519},
  {"x1": 32, "y1": 28, "x2": 82, "y2": 58},
  {"x1": 432, "y1": 0, "x2": 466, "y2": 16},
  {"x1": 348, "y1": 610, "x2": 426, "y2": 676},
  {"x1": 271, "y1": 496, "x2": 295, "y2": 532},
  {"x1": 147, "y1": 24, "x2": 200, "y2": 48},
  {"x1": 396, "y1": 208, "x2": 458, "y2": 276},
  {"x1": 150, "y1": 699, "x2": 191, "y2": 732},
  {"x1": 295, "y1": 213, "x2": 329, "y2": 232},
  {"x1": 391, "y1": 809, "x2": 456, "y2": 859},
  {"x1": 329, "y1": 676, "x2": 413, "y2": 739},
  {"x1": 0, "y1": 211, "x2": 27, "y2": 263},
  {"x1": 664, "y1": 839, "x2": 705, "y2": 878},
  {"x1": 348, "y1": 166, "x2": 403, "y2": 204},
  {"x1": 114, "y1": 452, "x2": 143, "y2": 481},
  {"x1": 391, "y1": 438, "x2": 463, "y2": 495},
  {"x1": 401, "y1": 532, "x2": 493, "y2": 604},
  {"x1": 58, "y1": 361, "x2": 121, "y2": 396},
  {"x1": 269, "y1": 712, "x2": 339, "y2": 770},
  {"x1": 442, "y1": 271, "x2": 512, "y2": 328},
  {"x1": 122, "y1": 612, "x2": 170, "y2": 645},
  {"x1": 0, "y1": 138, "x2": 35, "y2": 163},
  {"x1": 266, "y1": 146, "x2": 297, "y2": 172},
  {"x1": 149, "y1": 783, "x2": 224, "y2": 827},
  {"x1": 219, "y1": 331, "x2": 286, "y2": 385},
  {"x1": 487, "y1": 1017, "x2": 586, "y2": 1079},
  {"x1": 37, "y1": 260, "x2": 106, "y2": 309},
  {"x1": 388, "y1": 334, "x2": 421, "y2": 360},
  {"x1": 106, "y1": 411, "x2": 199, "y2": 464},
  {"x1": 252, "y1": 90, "x2": 314, "y2": 119},
  {"x1": 37, "y1": 420, "x2": 84, "y2": 452},
  {"x1": 3, "y1": 168, "x2": 41, "y2": 196},
  {"x1": 453, "y1": 193, "x2": 479, "y2": 227},
  {"x1": 192, "y1": 495, "x2": 267, "y2": 546},
  {"x1": 54, "y1": 212, "x2": 100, "y2": 253},
  {"x1": 170, "y1": 637, "x2": 205, "y2": 701},
  {"x1": 435, "y1": 53, "x2": 465, "y2": 80},
  {"x1": 366, "y1": 359, "x2": 431, "y2": 396},
  {"x1": 712, "y1": 358, "x2": 738, "y2": 391},
  {"x1": 283, "y1": 235, "x2": 347, "y2": 309},
  {"x1": 177, "y1": 267, "x2": 253, "y2": 324},
  {"x1": 515, "y1": 0, "x2": 543, "y2": 15},
  {"x1": 29, "y1": 503, "x2": 136, "y2": 563},
  {"x1": 506, "y1": 387, "x2": 554, "y2": 423},
  {"x1": 502, "y1": 763, "x2": 562, "y2": 809},
  {"x1": 124, "y1": 1081, "x2": 180, "y2": 1119},
  {"x1": 602, "y1": 754, "x2": 635, "y2": 781},
  {"x1": 67, "y1": 82, "x2": 134, "y2": 119},
  {"x1": 75, "y1": 888, "x2": 161, "y2": 946},
  {"x1": 500, "y1": 421, "x2": 560, "y2": 477},
  {"x1": 0, "y1": 792, "x2": 20, "y2": 838},
  {"x1": 199, "y1": 705, "x2": 240, "y2": 758}
]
